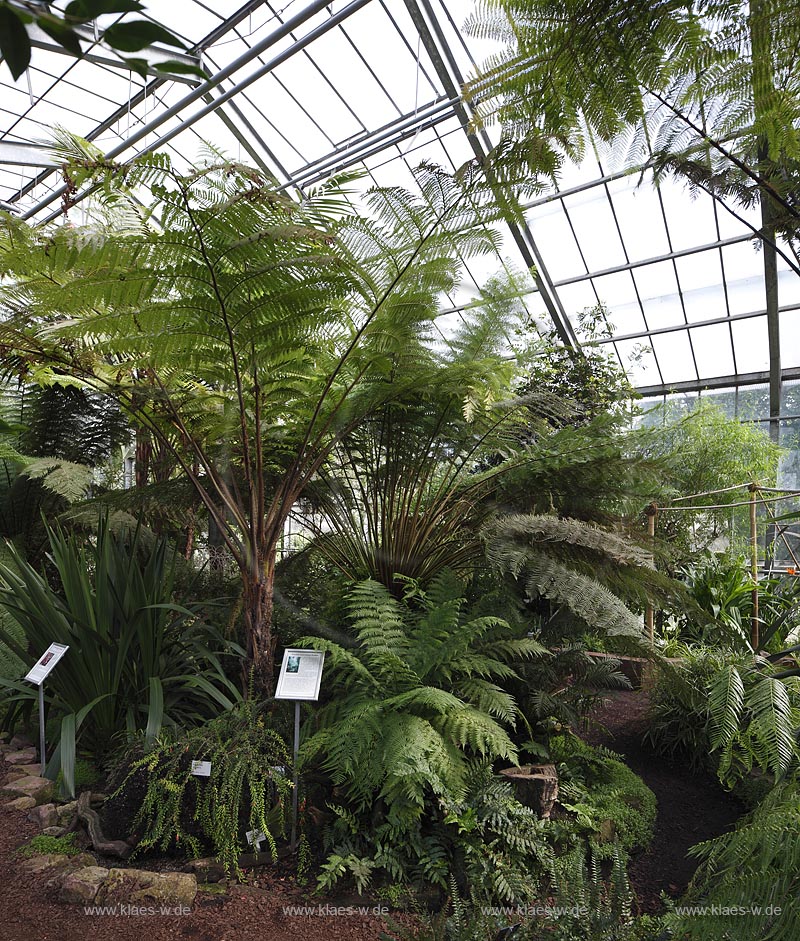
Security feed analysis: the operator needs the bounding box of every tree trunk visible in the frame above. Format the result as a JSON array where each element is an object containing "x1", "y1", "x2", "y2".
[{"x1": 241, "y1": 552, "x2": 277, "y2": 697}]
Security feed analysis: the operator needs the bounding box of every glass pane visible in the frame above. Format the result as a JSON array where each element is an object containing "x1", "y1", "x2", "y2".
[
  {"x1": 562, "y1": 190, "x2": 626, "y2": 271},
  {"x1": 730, "y1": 318, "x2": 770, "y2": 373},
  {"x1": 659, "y1": 177, "x2": 718, "y2": 250},
  {"x1": 615, "y1": 339, "x2": 660, "y2": 386},
  {"x1": 528, "y1": 203, "x2": 587, "y2": 282},
  {"x1": 650, "y1": 331, "x2": 698, "y2": 383},
  {"x1": 606, "y1": 174, "x2": 671, "y2": 261},
  {"x1": 780, "y1": 310, "x2": 800, "y2": 369},
  {"x1": 689, "y1": 323, "x2": 736, "y2": 378}
]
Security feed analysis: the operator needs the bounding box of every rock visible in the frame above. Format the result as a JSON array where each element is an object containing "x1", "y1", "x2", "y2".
[
  {"x1": 6, "y1": 748, "x2": 37, "y2": 765},
  {"x1": 98, "y1": 869, "x2": 197, "y2": 906},
  {"x1": 597, "y1": 818, "x2": 617, "y2": 843},
  {"x1": 17, "y1": 763, "x2": 44, "y2": 777},
  {"x1": 0, "y1": 744, "x2": 12, "y2": 754},
  {"x1": 28, "y1": 803, "x2": 58, "y2": 828},
  {"x1": 4, "y1": 796, "x2": 36, "y2": 811},
  {"x1": 3, "y1": 769, "x2": 28, "y2": 783},
  {"x1": 10, "y1": 734, "x2": 33, "y2": 749},
  {"x1": 57, "y1": 801, "x2": 78, "y2": 824},
  {"x1": 182, "y1": 857, "x2": 226, "y2": 883},
  {"x1": 0, "y1": 775, "x2": 54, "y2": 805},
  {"x1": 0, "y1": 731, "x2": 7, "y2": 742},
  {"x1": 22, "y1": 852, "x2": 96, "y2": 875},
  {"x1": 59, "y1": 866, "x2": 110, "y2": 905},
  {"x1": 42, "y1": 826, "x2": 67, "y2": 837}
]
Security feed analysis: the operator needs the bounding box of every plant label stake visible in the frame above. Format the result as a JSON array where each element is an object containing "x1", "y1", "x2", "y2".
[
  {"x1": 24, "y1": 643, "x2": 69, "y2": 776},
  {"x1": 274, "y1": 648, "x2": 325, "y2": 852}
]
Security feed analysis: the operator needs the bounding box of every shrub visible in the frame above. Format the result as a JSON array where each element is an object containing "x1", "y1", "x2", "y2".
[
  {"x1": 644, "y1": 647, "x2": 732, "y2": 770},
  {"x1": 676, "y1": 553, "x2": 800, "y2": 653},
  {"x1": 646, "y1": 645, "x2": 800, "y2": 787},
  {"x1": 111, "y1": 698, "x2": 292, "y2": 879}
]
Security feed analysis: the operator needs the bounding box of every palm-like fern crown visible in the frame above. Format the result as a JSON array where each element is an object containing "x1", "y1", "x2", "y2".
[
  {"x1": 0, "y1": 143, "x2": 512, "y2": 564},
  {"x1": 298, "y1": 572, "x2": 545, "y2": 826}
]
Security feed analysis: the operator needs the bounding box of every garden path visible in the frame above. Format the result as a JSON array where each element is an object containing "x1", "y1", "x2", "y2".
[{"x1": 582, "y1": 688, "x2": 745, "y2": 913}]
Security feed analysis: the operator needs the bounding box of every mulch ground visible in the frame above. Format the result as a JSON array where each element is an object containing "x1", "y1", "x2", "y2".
[
  {"x1": 0, "y1": 776, "x2": 397, "y2": 941},
  {"x1": 582, "y1": 688, "x2": 745, "y2": 913}
]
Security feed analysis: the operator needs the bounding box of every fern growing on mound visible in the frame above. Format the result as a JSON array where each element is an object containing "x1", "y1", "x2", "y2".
[
  {"x1": 298, "y1": 572, "x2": 546, "y2": 893},
  {"x1": 300, "y1": 573, "x2": 544, "y2": 821},
  {"x1": 113, "y1": 699, "x2": 292, "y2": 879}
]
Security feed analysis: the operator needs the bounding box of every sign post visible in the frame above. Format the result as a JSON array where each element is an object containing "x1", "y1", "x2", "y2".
[
  {"x1": 24, "y1": 642, "x2": 69, "y2": 776},
  {"x1": 274, "y1": 648, "x2": 324, "y2": 852}
]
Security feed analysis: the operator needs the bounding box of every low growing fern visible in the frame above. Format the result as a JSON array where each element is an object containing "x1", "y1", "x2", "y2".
[
  {"x1": 298, "y1": 572, "x2": 547, "y2": 896},
  {"x1": 665, "y1": 780, "x2": 800, "y2": 941}
]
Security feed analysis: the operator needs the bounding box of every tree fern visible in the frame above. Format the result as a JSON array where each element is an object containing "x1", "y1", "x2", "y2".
[{"x1": 0, "y1": 145, "x2": 515, "y2": 694}]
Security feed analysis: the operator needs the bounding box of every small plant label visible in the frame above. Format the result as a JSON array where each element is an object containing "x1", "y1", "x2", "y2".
[
  {"x1": 190, "y1": 760, "x2": 211, "y2": 777},
  {"x1": 245, "y1": 829, "x2": 266, "y2": 850}
]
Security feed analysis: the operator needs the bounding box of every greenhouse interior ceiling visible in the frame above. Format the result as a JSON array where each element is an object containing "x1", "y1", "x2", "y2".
[{"x1": 1, "y1": 0, "x2": 799, "y2": 438}]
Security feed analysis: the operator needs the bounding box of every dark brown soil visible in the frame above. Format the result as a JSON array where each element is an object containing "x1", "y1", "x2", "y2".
[
  {"x1": 582, "y1": 688, "x2": 745, "y2": 913},
  {"x1": 0, "y1": 760, "x2": 400, "y2": 941}
]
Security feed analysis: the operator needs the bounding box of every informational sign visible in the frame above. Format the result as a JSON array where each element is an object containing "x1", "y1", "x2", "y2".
[
  {"x1": 25, "y1": 643, "x2": 69, "y2": 686},
  {"x1": 190, "y1": 760, "x2": 211, "y2": 777},
  {"x1": 274, "y1": 648, "x2": 324, "y2": 701}
]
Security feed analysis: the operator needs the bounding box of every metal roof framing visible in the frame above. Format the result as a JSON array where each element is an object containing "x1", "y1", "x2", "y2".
[
  {"x1": 401, "y1": 0, "x2": 579, "y2": 348},
  {"x1": 0, "y1": 0, "x2": 791, "y2": 403}
]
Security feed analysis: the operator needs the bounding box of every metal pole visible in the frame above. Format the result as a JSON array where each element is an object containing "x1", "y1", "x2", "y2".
[
  {"x1": 291, "y1": 700, "x2": 300, "y2": 852},
  {"x1": 645, "y1": 503, "x2": 657, "y2": 645},
  {"x1": 38, "y1": 682, "x2": 46, "y2": 777},
  {"x1": 750, "y1": 483, "x2": 760, "y2": 651}
]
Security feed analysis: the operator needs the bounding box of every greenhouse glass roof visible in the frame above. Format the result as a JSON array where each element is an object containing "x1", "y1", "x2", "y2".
[{"x1": 1, "y1": 0, "x2": 798, "y2": 419}]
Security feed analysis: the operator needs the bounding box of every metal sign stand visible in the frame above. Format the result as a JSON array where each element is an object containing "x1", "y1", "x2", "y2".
[
  {"x1": 274, "y1": 648, "x2": 325, "y2": 854},
  {"x1": 38, "y1": 682, "x2": 46, "y2": 777},
  {"x1": 24, "y1": 642, "x2": 69, "y2": 775},
  {"x1": 290, "y1": 700, "x2": 300, "y2": 851}
]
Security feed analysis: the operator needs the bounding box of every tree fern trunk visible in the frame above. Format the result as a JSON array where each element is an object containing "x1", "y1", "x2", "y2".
[{"x1": 242, "y1": 552, "x2": 277, "y2": 697}]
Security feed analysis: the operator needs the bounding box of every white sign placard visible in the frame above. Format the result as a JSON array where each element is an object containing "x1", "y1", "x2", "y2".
[
  {"x1": 245, "y1": 829, "x2": 266, "y2": 849},
  {"x1": 25, "y1": 643, "x2": 69, "y2": 686},
  {"x1": 274, "y1": 648, "x2": 324, "y2": 701},
  {"x1": 190, "y1": 760, "x2": 212, "y2": 777}
]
